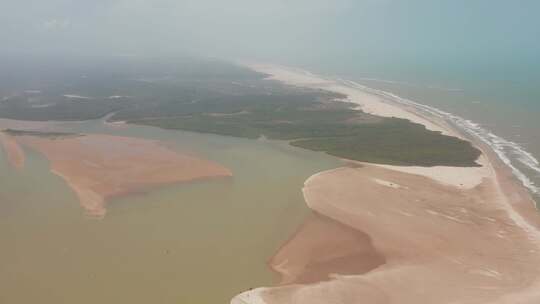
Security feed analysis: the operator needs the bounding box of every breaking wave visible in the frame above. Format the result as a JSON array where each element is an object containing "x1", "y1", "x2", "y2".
[{"x1": 336, "y1": 78, "x2": 540, "y2": 196}]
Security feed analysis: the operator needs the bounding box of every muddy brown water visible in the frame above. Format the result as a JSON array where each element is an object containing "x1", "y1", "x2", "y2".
[{"x1": 0, "y1": 119, "x2": 341, "y2": 304}]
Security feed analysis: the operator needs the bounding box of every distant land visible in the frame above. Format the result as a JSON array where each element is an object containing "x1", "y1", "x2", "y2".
[
  {"x1": 0, "y1": 58, "x2": 480, "y2": 167},
  {"x1": 1, "y1": 57, "x2": 538, "y2": 304}
]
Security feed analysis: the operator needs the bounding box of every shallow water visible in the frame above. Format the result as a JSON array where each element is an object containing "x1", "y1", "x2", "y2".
[{"x1": 0, "y1": 120, "x2": 341, "y2": 303}]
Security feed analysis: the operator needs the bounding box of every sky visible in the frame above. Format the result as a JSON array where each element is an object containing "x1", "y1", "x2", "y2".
[{"x1": 1, "y1": 0, "x2": 539, "y2": 70}]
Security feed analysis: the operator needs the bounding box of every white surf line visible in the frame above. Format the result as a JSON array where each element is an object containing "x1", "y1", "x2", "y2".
[
  {"x1": 252, "y1": 63, "x2": 540, "y2": 198},
  {"x1": 231, "y1": 288, "x2": 268, "y2": 304},
  {"x1": 335, "y1": 76, "x2": 540, "y2": 242},
  {"x1": 355, "y1": 77, "x2": 463, "y2": 92},
  {"x1": 490, "y1": 158, "x2": 540, "y2": 244},
  {"x1": 250, "y1": 63, "x2": 540, "y2": 236},
  {"x1": 63, "y1": 94, "x2": 92, "y2": 99},
  {"x1": 339, "y1": 79, "x2": 540, "y2": 196}
]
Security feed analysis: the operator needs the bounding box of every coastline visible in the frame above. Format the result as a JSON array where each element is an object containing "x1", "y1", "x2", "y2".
[
  {"x1": 232, "y1": 63, "x2": 540, "y2": 304},
  {"x1": 248, "y1": 63, "x2": 538, "y2": 211},
  {"x1": 248, "y1": 63, "x2": 540, "y2": 200}
]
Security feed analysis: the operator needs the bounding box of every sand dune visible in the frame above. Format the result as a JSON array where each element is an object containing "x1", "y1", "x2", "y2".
[{"x1": 15, "y1": 134, "x2": 232, "y2": 217}]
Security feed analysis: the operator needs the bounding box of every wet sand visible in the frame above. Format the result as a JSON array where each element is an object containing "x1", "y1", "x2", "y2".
[
  {"x1": 0, "y1": 131, "x2": 25, "y2": 169},
  {"x1": 269, "y1": 212, "x2": 385, "y2": 285},
  {"x1": 231, "y1": 64, "x2": 540, "y2": 304},
  {"x1": 13, "y1": 134, "x2": 232, "y2": 217}
]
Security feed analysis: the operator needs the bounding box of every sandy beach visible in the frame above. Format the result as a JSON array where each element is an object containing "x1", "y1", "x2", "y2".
[
  {"x1": 12, "y1": 133, "x2": 232, "y2": 217},
  {"x1": 249, "y1": 64, "x2": 459, "y2": 138},
  {"x1": 232, "y1": 64, "x2": 540, "y2": 304}
]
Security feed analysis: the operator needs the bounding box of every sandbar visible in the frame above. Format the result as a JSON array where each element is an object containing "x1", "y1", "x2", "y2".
[
  {"x1": 0, "y1": 131, "x2": 25, "y2": 169},
  {"x1": 14, "y1": 133, "x2": 232, "y2": 217}
]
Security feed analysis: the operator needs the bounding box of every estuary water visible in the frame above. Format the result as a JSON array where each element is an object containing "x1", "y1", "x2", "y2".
[{"x1": 0, "y1": 119, "x2": 341, "y2": 303}]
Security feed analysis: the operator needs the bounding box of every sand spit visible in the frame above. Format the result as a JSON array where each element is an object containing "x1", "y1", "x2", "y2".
[
  {"x1": 230, "y1": 64, "x2": 540, "y2": 304},
  {"x1": 0, "y1": 131, "x2": 25, "y2": 169},
  {"x1": 14, "y1": 134, "x2": 232, "y2": 217},
  {"x1": 235, "y1": 165, "x2": 540, "y2": 304}
]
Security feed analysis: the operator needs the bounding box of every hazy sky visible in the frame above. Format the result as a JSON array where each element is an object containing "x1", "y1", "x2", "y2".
[{"x1": 1, "y1": 0, "x2": 539, "y2": 67}]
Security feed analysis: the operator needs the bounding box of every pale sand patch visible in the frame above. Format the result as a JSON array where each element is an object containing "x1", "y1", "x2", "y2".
[
  {"x1": 246, "y1": 165, "x2": 540, "y2": 304},
  {"x1": 370, "y1": 164, "x2": 489, "y2": 189},
  {"x1": 232, "y1": 288, "x2": 268, "y2": 304},
  {"x1": 371, "y1": 178, "x2": 405, "y2": 189},
  {"x1": 15, "y1": 134, "x2": 232, "y2": 218},
  {"x1": 0, "y1": 131, "x2": 25, "y2": 169},
  {"x1": 363, "y1": 153, "x2": 492, "y2": 189}
]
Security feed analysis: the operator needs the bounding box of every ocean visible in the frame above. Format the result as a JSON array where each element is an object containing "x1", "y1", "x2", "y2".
[{"x1": 295, "y1": 60, "x2": 540, "y2": 207}]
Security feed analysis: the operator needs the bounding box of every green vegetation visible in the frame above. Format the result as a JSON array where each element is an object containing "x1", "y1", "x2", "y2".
[
  {"x1": 0, "y1": 57, "x2": 481, "y2": 167},
  {"x1": 135, "y1": 103, "x2": 480, "y2": 166},
  {"x1": 290, "y1": 120, "x2": 481, "y2": 167}
]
